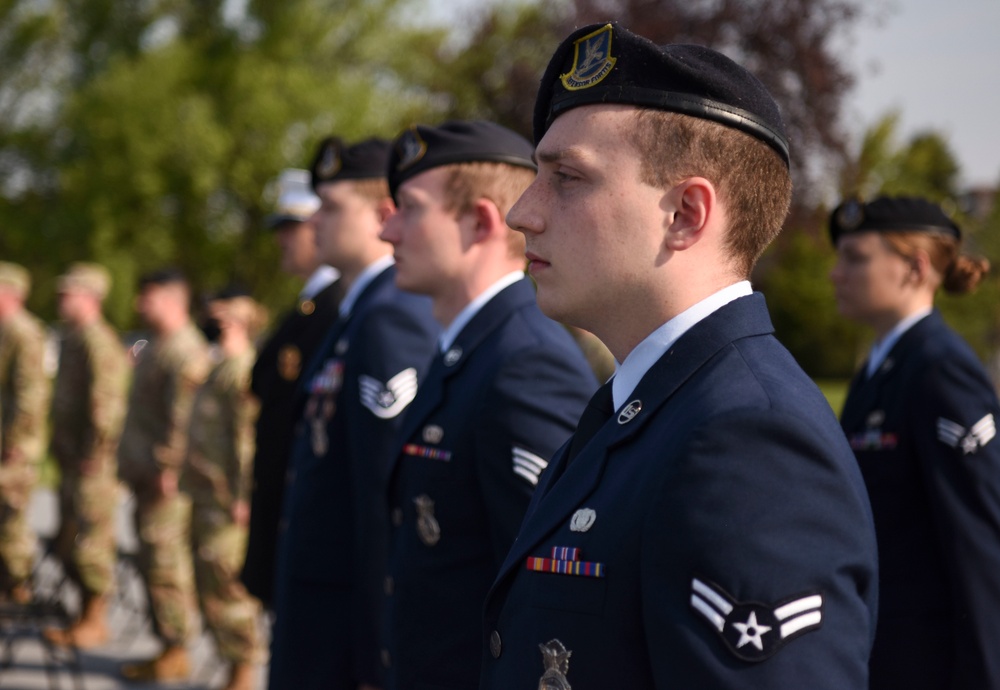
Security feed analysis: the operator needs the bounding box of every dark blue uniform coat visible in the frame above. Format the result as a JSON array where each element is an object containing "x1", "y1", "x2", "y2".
[
  {"x1": 269, "y1": 266, "x2": 438, "y2": 690},
  {"x1": 242, "y1": 280, "x2": 342, "y2": 606},
  {"x1": 840, "y1": 310, "x2": 1000, "y2": 689},
  {"x1": 382, "y1": 277, "x2": 596, "y2": 690},
  {"x1": 480, "y1": 293, "x2": 878, "y2": 689}
]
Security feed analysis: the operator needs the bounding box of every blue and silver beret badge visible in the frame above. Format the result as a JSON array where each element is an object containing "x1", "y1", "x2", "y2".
[
  {"x1": 560, "y1": 23, "x2": 617, "y2": 92},
  {"x1": 316, "y1": 140, "x2": 342, "y2": 179},
  {"x1": 836, "y1": 199, "x2": 864, "y2": 232},
  {"x1": 395, "y1": 126, "x2": 428, "y2": 171}
]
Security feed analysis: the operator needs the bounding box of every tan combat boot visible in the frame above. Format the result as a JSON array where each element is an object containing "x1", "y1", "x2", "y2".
[
  {"x1": 120, "y1": 644, "x2": 191, "y2": 681},
  {"x1": 44, "y1": 595, "x2": 110, "y2": 649},
  {"x1": 222, "y1": 662, "x2": 258, "y2": 690}
]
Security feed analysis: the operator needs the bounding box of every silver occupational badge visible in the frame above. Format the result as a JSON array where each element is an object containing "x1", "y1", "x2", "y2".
[
  {"x1": 538, "y1": 639, "x2": 573, "y2": 690},
  {"x1": 617, "y1": 400, "x2": 642, "y2": 424},
  {"x1": 866, "y1": 410, "x2": 885, "y2": 428},
  {"x1": 570, "y1": 508, "x2": 596, "y2": 533},
  {"x1": 423, "y1": 425, "x2": 444, "y2": 444},
  {"x1": 335, "y1": 338, "x2": 349, "y2": 356},
  {"x1": 413, "y1": 494, "x2": 441, "y2": 547},
  {"x1": 443, "y1": 347, "x2": 462, "y2": 366}
]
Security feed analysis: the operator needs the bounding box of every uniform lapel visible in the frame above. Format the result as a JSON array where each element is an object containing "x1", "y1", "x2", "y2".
[
  {"x1": 839, "y1": 311, "x2": 936, "y2": 430},
  {"x1": 494, "y1": 294, "x2": 775, "y2": 582},
  {"x1": 386, "y1": 278, "x2": 535, "y2": 483}
]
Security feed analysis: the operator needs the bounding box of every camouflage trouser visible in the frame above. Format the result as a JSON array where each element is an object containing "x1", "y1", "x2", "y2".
[
  {"x1": 134, "y1": 490, "x2": 196, "y2": 646},
  {"x1": 0, "y1": 458, "x2": 38, "y2": 587},
  {"x1": 191, "y1": 505, "x2": 264, "y2": 664},
  {"x1": 52, "y1": 470, "x2": 118, "y2": 597}
]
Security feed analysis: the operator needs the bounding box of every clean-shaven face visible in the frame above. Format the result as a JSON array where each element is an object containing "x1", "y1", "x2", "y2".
[
  {"x1": 830, "y1": 232, "x2": 914, "y2": 328},
  {"x1": 380, "y1": 166, "x2": 469, "y2": 298},
  {"x1": 506, "y1": 104, "x2": 667, "y2": 330}
]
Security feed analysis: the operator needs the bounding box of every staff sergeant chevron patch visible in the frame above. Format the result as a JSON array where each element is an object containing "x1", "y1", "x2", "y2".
[
  {"x1": 690, "y1": 577, "x2": 823, "y2": 662},
  {"x1": 937, "y1": 413, "x2": 996, "y2": 455},
  {"x1": 359, "y1": 368, "x2": 419, "y2": 419}
]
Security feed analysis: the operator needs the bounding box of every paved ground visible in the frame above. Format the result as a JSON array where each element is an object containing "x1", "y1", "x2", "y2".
[{"x1": 0, "y1": 489, "x2": 269, "y2": 690}]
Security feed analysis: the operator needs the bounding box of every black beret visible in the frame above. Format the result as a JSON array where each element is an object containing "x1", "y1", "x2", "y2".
[
  {"x1": 534, "y1": 22, "x2": 789, "y2": 166},
  {"x1": 828, "y1": 196, "x2": 961, "y2": 245},
  {"x1": 138, "y1": 267, "x2": 188, "y2": 289},
  {"x1": 388, "y1": 120, "x2": 536, "y2": 202},
  {"x1": 310, "y1": 137, "x2": 392, "y2": 191}
]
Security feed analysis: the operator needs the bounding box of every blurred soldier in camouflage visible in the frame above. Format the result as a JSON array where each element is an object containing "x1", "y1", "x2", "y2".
[
  {"x1": 181, "y1": 290, "x2": 267, "y2": 690},
  {"x1": 44, "y1": 263, "x2": 129, "y2": 648},
  {"x1": 0, "y1": 261, "x2": 50, "y2": 603},
  {"x1": 118, "y1": 269, "x2": 211, "y2": 682}
]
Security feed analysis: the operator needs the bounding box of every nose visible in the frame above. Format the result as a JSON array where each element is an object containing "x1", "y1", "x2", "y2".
[
  {"x1": 506, "y1": 181, "x2": 543, "y2": 236},
  {"x1": 380, "y1": 213, "x2": 401, "y2": 245}
]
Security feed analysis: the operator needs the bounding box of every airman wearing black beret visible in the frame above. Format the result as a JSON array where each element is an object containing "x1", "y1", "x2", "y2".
[{"x1": 480, "y1": 22, "x2": 878, "y2": 689}]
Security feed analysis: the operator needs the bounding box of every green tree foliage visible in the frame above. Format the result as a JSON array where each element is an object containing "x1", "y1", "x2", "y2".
[{"x1": 1, "y1": 0, "x2": 509, "y2": 327}]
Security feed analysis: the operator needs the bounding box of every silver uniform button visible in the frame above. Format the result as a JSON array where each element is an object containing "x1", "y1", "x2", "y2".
[
  {"x1": 384, "y1": 576, "x2": 394, "y2": 596},
  {"x1": 391, "y1": 507, "x2": 403, "y2": 527},
  {"x1": 490, "y1": 630, "x2": 502, "y2": 659},
  {"x1": 381, "y1": 649, "x2": 391, "y2": 668}
]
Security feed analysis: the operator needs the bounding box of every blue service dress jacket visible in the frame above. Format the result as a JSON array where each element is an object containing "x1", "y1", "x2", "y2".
[
  {"x1": 381, "y1": 277, "x2": 596, "y2": 690},
  {"x1": 269, "y1": 265, "x2": 439, "y2": 690},
  {"x1": 479, "y1": 293, "x2": 879, "y2": 689},
  {"x1": 840, "y1": 309, "x2": 1000, "y2": 690},
  {"x1": 242, "y1": 279, "x2": 342, "y2": 606}
]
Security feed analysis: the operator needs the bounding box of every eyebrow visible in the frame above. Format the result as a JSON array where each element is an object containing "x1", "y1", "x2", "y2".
[{"x1": 535, "y1": 146, "x2": 586, "y2": 166}]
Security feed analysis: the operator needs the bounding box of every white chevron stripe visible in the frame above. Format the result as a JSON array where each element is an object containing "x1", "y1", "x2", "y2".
[
  {"x1": 690, "y1": 594, "x2": 726, "y2": 632},
  {"x1": 780, "y1": 610, "x2": 822, "y2": 638},
  {"x1": 774, "y1": 594, "x2": 822, "y2": 621},
  {"x1": 691, "y1": 578, "x2": 733, "y2": 615},
  {"x1": 359, "y1": 368, "x2": 419, "y2": 419}
]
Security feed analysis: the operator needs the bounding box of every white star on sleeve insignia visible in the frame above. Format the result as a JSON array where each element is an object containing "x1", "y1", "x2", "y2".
[
  {"x1": 359, "y1": 368, "x2": 419, "y2": 419},
  {"x1": 732, "y1": 611, "x2": 772, "y2": 651}
]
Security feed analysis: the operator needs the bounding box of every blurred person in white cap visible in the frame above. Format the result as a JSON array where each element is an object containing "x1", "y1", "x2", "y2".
[{"x1": 240, "y1": 168, "x2": 343, "y2": 608}]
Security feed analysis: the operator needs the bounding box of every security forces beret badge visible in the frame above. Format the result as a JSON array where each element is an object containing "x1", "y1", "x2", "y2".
[
  {"x1": 316, "y1": 140, "x2": 342, "y2": 179},
  {"x1": 396, "y1": 127, "x2": 428, "y2": 171},
  {"x1": 690, "y1": 577, "x2": 823, "y2": 662},
  {"x1": 835, "y1": 199, "x2": 864, "y2": 233},
  {"x1": 560, "y1": 24, "x2": 616, "y2": 91}
]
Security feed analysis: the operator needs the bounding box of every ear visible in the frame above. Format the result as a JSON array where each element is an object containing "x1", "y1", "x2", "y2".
[
  {"x1": 375, "y1": 197, "x2": 396, "y2": 224},
  {"x1": 664, "y1": 177, "x2": 715, "y2": 251},
  {"x1": 469, "y1": 198, "x2": 506, "y2": 245},
  {"x1": 905, "y1": 249, "x2": 934, "y2": 287}
]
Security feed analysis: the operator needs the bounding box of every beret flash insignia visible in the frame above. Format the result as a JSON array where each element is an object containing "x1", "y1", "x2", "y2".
[
  {"x1": 396, "y1": 127, "x2": 428, "y2": 171},
  {"x1": 316, "y1": 140, "x2": 342, "y2": 179},
  {"x1": 835, "y1": 199, "x2": 864, "y2": 232},
  {"x1": 560, "y1": 23, "x2": 617, "y2": 92}
]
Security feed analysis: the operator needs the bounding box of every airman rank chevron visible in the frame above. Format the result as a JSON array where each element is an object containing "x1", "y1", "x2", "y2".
[
  {"x1": 512, "y1": 446, "x2": 548, "y2": 486},
  {"x1": 690, "y1": 577, "x2": 823, "y2": 662},
  {"x1": 403, "y1": 444, "x2": 452, "y2": 462},
  {"x1": 526, "y1": 546, "x2": 604, "y2": 578},
  {"x1": 359, "y1": 367, "x2": 418, "y2": 419},
  {"x1": 937, "y1": 413, "x2": 996, "y2": 455}
]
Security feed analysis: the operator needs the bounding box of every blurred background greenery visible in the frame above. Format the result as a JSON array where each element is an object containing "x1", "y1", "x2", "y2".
[{"x1": 2, "y1": 0, "x2": 998, "y2": 388}]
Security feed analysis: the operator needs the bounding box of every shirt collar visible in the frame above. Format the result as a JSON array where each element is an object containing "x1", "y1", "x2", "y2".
[
  {"x1": 865, "y1": 307, "x2": 932, "y2": 378},
  {"x1": 612, "y1": 281, "x2": 753, "y2": 410},
  {"x1": 439, "y1": 271, "x2": 525, "y2": 352},
  {"x1": 339, "y1": 255, "x2": 395, "y2": 318},
  {"x1": 299, "y1": 265, "x2": 340, "y2": 301}
]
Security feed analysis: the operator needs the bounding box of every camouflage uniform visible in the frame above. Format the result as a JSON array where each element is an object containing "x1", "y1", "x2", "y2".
[
  {"x1": 50, "y1": 318, "x2": 129, "y2": 598},
  {"x1": 0, "y1": 307, "x2": 50, "y2": 589},
  {"x1": 117, "y1": 323, "x2": 210, "y2": 646},
  {"x1": 179, "y1": 348, "x2": 264, "y2": 664}
]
